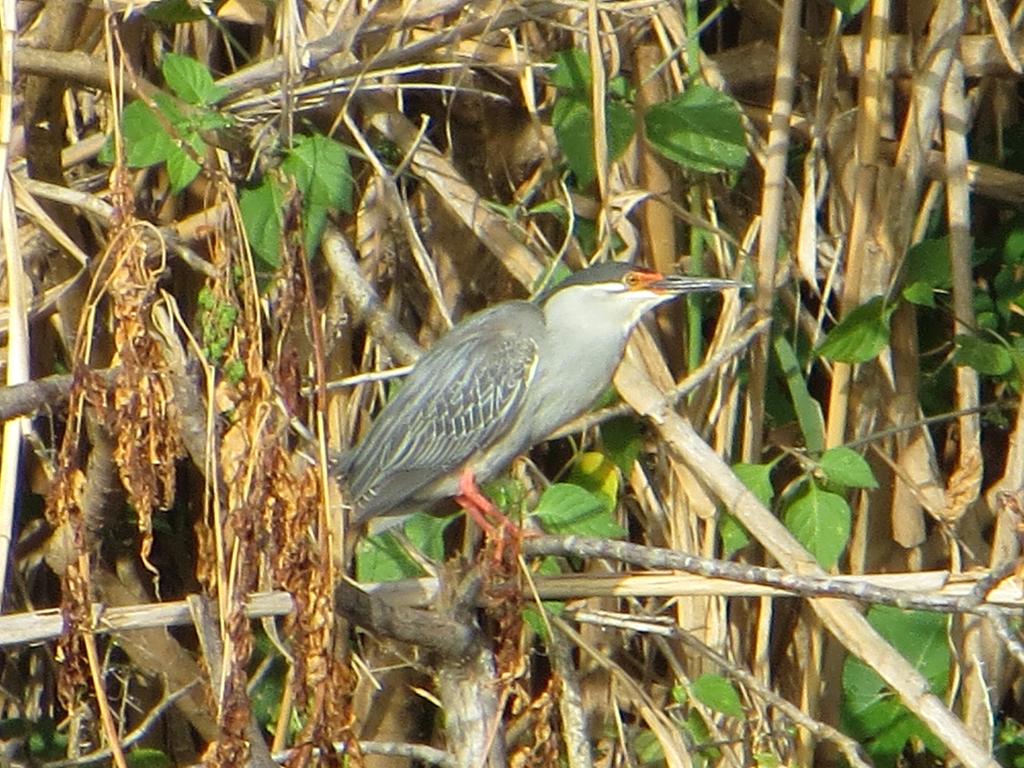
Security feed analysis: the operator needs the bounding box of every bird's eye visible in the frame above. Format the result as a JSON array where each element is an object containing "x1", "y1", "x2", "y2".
[{"x1": 624, "y1": 272, "x2": 641, "y2": 288}]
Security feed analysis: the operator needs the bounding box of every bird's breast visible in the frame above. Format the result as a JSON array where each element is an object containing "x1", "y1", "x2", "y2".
[{"x1": 520, "y1": 333, "x2": 627, "y2": 444}]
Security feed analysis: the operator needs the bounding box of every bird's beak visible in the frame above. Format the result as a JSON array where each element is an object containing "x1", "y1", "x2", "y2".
[{"x1": 649, "y1": 274, "x2": 749, "y2": 295}]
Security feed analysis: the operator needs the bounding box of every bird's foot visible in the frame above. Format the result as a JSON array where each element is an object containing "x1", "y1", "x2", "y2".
[
  {"x1": 454, "y1": 468, "x2": 524, "y2": 564},
  {"x1": 454, "y1": 468, "x2": 519, "y2": 533}
]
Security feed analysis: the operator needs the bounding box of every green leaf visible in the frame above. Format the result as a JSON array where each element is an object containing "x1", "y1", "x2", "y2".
[
  {"x1": 552, "y1": 97, "x2": 624, "y2": 187},
  {"x1": 162, "y1": 52, "x2": 227, "y2": 105},
  {"x1": 119, "y1": 93, "x2": 214, "y2": 193},
  {"x1": 249, "y1": 652, "x2": 288, "y2": 730},
  {"x1": 1006, "y1": 228, "x2": 1024, "y2": 265},
  {"x1": 126, "y1": 749, "x2": 173, "y2": 768},
  {"x1": 572, "y1": 217, "x2": 600, "y2": 255},
  {"x1": 97, "y1": 136, "x2": 115, "y2": 165},
  {"x1": 355, "y1": 531, "x2": 424, "y2": 582},
  {"x1": 165, "y1": 143, "x2": 201, "y2": 193},
  {"x1": 240, "y1": 180, "x2": 284, "y2": 269},
  {"x1": 566, "y1": 452, "x2": 619, "y2": 513},
  {"x1": 195, "y1": 109, "x2": 234, "y2": 132},
  {"x1": 143, "y1": 0, "x2": 209, "y2": 23},
  {"x1": 816, "y1": 295, "x2": 895, "y2": 363},
  {"x1": 9, "y1": 720, "x2": 65, "y2": 761},
  {"x1": 532, "y1": 483, "x2": 625, "y2": 538},
  {"x1": 553, "y1": 94, "x2": 635, "y2": 188},
  {"x1": 819, "y1": 446, "x2": 878, "y2": 489},
  {"x1": 523, "y1": 603, "x2": 565, "y2": 641},
  {"x1": 904, "y1": 236, "x2": 951, "y2": 289},
  {"x1": 601, "y1": 416, "x2": 643, "y2": 475},
  {"x1": 719, "y1": 514, "x2": 751, "y2": 557},
  {"x1": 608, "y1": 75, "x2": 631, "y2": 100},
  {"x1": 994, "y1": 264, "x2": 1024, "y2": 322},
  {"x1": 224, "y1": 359, "x2": 246, "y2": 384},
  {"x1": 25, "y1": 716, "x2": 68, "y2": 760},
  {"x1": 683, "y1": 710, "x2": 718, "y2": 758},
  {"x1": 533, "y1": 261, "x2": 573, "y2": 295},
  {"x1": 782, "y1": 482, "x2": 851, "y2": 569},
  {"x1": 303, "y1": 206, "x2": 328, "y2": 259},
  {"x1": 732, "y1": 462, "x2": 775, "y2": 506},
  {"x1": 978, "y1": 310, "x2": 999, "y2": 331},
  {"x1": 1012, "y1": 347, "x2": 1024, "y2": 383},
  {"x1": 482, "y1": 477, "x2": 526, "y2": 516},
  {"x1": 901, "y1": 281, "x2": 936, "y2": 307},
  {"x1": 604, "y1": 101, "x2": 636, "y2": 169},
  {"x1": 282, "y1": 134, "x2": 353, "y2": 212},
  {"x1": 527, "y1": 199, "x2": 567, "y2": 218},
  {"x1": 828, "y1": 0, "x2": 869, "y2": 15},
  {"x1": 121, "y1": 101, "x2": 174, "y2": 167},
  {"x1": 871, "y1": 607, "x2": 951, "y2": 689},
  {"x1": 773, "y1": 335, "x2": 825, "y2": 454},
  {"x1": 522, "y1": 557, "x2": 565, "y2": 640},
  {"x1": 721, "y1": 462, "x2": 774, "y2": 557},
  {"x1": 152, "y1": 90, "x2": 187, "y2": 125},
  {"x1": 282, "y1": 134, "x2": 354, "y2": 256},
  {"x1": 404, "y1": 511, "x2": 457, "y2": 563},
  {"x1": 644, "y1": 84, "x2": 748, "y2": 173},
  {"x1": 995, "y1": 719, "x2": 1024, "y2": 768},
  {"x1": 632, "y1": 729, "x2": 664, "y2": 766},
  {"x1": 483, "y1": 198, "x2": 518, "y2": 220},
  {"x1": 690, "y1": 674, "x2": 744, "y2": 718},
  {"x1": 842, "y1": 607, "x2": 950, "y2": 765},
  {"x1": 550, "y1": 48, "x2": 592, "y2": 93},
  {"x1": 954, "y1": 334, "x2": 1013, "y2": 376}
]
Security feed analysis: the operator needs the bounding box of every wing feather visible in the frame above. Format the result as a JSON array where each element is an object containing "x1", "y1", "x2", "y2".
[{"x1": 343, "y1": 302, "x2": 542, "y2": 518}]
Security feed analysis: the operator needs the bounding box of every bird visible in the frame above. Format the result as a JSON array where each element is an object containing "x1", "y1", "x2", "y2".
[{"x1": 338, "y1": 261, "x2": 743, "y2": 532}]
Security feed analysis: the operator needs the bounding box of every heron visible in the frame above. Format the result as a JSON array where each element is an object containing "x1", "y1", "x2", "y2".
[{"x1": 338, "y1": 261, "x2": 743, "y2": 533}]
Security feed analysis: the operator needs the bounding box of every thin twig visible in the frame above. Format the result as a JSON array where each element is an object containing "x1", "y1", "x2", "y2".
[
  {"x1": 521, "y1": 536, "x2": 1024, "y2": 614},
  {"x1": 81, "y1": 618, "x2": 129, "y2": 768},
  {"x1": 321, "y1": 223, "x2": 422, "y2": 365},
  {"x1": 5, "y1": 555, "x2": 1023, "y2": 649}
]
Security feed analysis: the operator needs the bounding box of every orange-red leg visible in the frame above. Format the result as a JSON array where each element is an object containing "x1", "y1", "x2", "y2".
[
  {"x1": 453, "y1": 468, "x2": 522, "y2": 561},
  {"x1": 454, "y1": 467, "x2": 500, "y2": 532}
]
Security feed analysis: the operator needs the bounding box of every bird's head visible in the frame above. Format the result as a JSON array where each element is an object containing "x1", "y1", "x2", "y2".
[{"x1": 539, "y1": 262, "x2": 745, "y2": 331}]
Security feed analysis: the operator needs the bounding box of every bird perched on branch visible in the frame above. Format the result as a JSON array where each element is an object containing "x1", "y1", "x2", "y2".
[{"x1": 337, "y1": 261, "x2": 743, "y2": 532}]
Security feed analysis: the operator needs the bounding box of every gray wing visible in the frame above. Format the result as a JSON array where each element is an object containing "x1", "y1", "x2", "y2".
[{"x1": 342, "y1": 302, "x2": 543, "y2": 521}]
